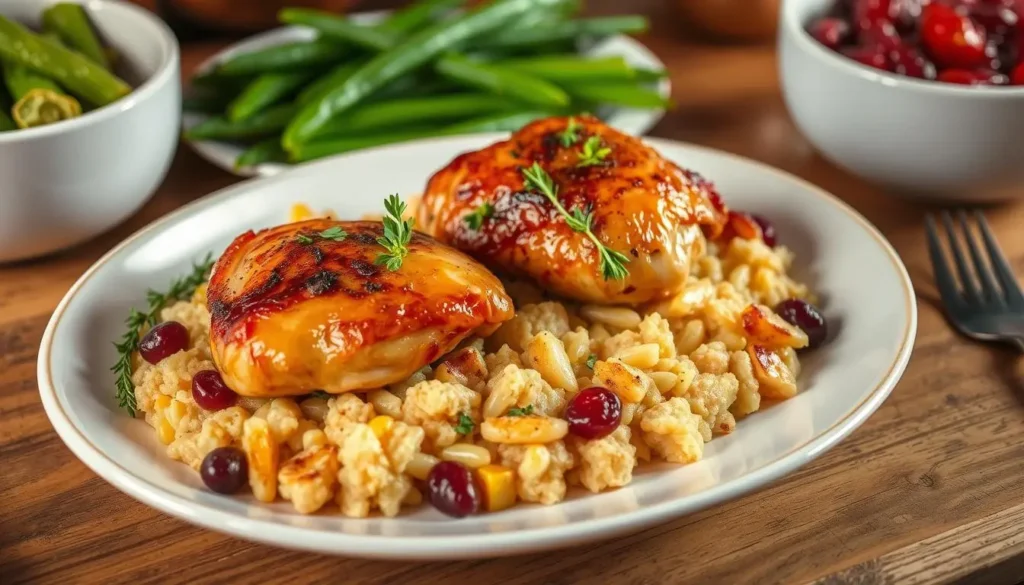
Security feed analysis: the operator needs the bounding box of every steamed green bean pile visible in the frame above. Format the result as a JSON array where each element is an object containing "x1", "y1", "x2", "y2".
[
  {"x1": 184, "y1": 0, "x2": 668, "y2": 168},
  {"x1": 0, "y1": 3, "x2": 130, "y2": 131}
]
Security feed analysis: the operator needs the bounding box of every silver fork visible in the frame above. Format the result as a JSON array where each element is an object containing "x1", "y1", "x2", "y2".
[{"x1": 925, "y1": 210, "x2": 1024, "y2": 351}]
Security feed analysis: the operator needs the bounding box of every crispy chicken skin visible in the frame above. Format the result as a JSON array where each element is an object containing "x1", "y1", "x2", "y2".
[
  {"x1": 417, "y1": 116, "x2": 729, "y2": 304},
  {"x1": 207, "y1": 220, "x2": 513, "y2": 397}
]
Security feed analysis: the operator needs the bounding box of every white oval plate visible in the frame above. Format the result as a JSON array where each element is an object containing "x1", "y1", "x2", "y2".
[
  {"x1": 182, "y1": 15, "x2": 671, "y2": 178},
  {"x1": 39, "y1": 135, "x2": 916, "y2": 560}
]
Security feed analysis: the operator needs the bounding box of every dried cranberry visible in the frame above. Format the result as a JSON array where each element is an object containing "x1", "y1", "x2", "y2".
[
  {"x1": 565, "y1": 387, "x2": 622, "y2": 440},
  {"x1": 749, "y1": 214, "x2": 778, "y2": 247},
  {"x1": 810, "y1": 17, "x2": 853, "y2": 50},
  {"x1": 921, "y1": 3, "x2": 989, "y2": 68},
  {"x1": 427, "y1": 461, "x2": 480, "y2": 518},
  {"x1": 139, "y1": 321, "x2": 189, "y2": 364},
  {"x1": 200, "y1": 447, "x2": 248, "y2": 494},
  {"x1": 192, "y1": 370, "x2": 238, "y2": 411},
  {"x1": 775, "y1": 299, "x2": 829, "y2": 349}
]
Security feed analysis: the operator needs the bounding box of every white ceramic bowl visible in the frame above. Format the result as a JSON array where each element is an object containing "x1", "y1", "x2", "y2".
[
  {"x1": 780, "y1": 0, "x2": 1024, "y2": 201},
  {"x1": 39, "y1": 134, "x2": 916, "y2": 559},
  {"x1": 0, "y1": 0, "x2": 180, "y2": 263}
]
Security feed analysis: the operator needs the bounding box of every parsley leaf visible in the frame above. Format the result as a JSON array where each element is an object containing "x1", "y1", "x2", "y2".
[
  {"x1": 374, "y1": 194, "x2": 414, "y2": 271},
  {"x1": 521, "y1": 163, "x2": 629, "y2": 281},
  {"x1": 558, "y1": 117, "x2": 582, "y2": 147},
  {"x1": 507, "y1": 404, "x2": 534, "y2": 417},
  {"x1": 463, "y1": 201, "x2": 494, "y2": 231},
  {"x1": 577, "y1": 135, "x2": 612, "y2": 168},
  {"x1": 586, "y1": 354, "x2": 597, "y2": 369},
  {"x1": 454, "y1": 412, "x2": 475, "y2": 435}
]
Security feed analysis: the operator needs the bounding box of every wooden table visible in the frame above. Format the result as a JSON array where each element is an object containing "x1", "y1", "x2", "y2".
[{"x1": 4, "y1": 2, "x2": 1024, "y2": 583}]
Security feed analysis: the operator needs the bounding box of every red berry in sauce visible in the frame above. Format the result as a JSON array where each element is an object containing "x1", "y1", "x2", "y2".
[
  {"x1": 749, "y1": 214, "x2": 778, "y2": 248},
  {"x1": 920, "y1": 3, "x2": 989, "y2": 69},
  {"x1": 890, "y1": 46, "x2": 937, "y2": 78},
  {"x1": 775, "y1": 299, "x2": 829, "y2": 349},
  {"x1": 842, "y1": 46, "x2": 892, "y2": 70},
  {"x1": 138, "y1": 321, "x2": 189, "y2": 364},
  {"x1": 937, "y1": 67, "x2": 1008, "y2": 83},
  {"x1": 200, "y1": 447, "x2": 248, "y2": 494},
  {"x1": 811, "y1": 17, "x2": 853, "y2": 50},
  {"x1": 854, "y1": 0, "x2": 895, "y2": 26},
  {"x1": 859, "y1": 18, "x2": 903, "y2": 52},
  {"x1": 565, "y1": 387, "x2": 622, "y2": 440},
  {"x1": 427, "y1": 461, "x2": 480, "y2": 518},
  {"x1": 192, "y1": 369, "x2": 238, "y2": 411},
  {"x1": 1011, "y1": 62, "x2": 1024, "y2": 83}
]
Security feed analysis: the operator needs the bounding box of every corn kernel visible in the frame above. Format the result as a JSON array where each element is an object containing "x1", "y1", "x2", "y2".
[
  {"x1": 154, "y1": 394, "x2": 172, "y2": 410},
  {"x1": 289, "y1": 203, "x2": 315, "y2": 222},
  {"x1": 165, "y1": 399, "x2": 188, "y2": 428},
  {"x1": 369, "y1": 415, "x2": 395, "y2": 440},
  {"x1": 156, "y1": 415, "x2": 175, "y2": 445},
  {"x1": 476, "y1": 464, "x2": 516, "y2": 512}
]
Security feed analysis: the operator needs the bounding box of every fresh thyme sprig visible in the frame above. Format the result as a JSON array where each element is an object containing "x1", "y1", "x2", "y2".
[
  {"x1": 558, "y1": 117, "x2": 582, "y2": 147},
  {"x1": 463, "y1": 201, "x2": 494, "y2": 230},
  {"x1": 375, "y1": 194, "x2": 414, "y2": 271},
  {"x1": 521, "y1": 163, "x2": 629, "y2": 281},
  {"x1": 112, "y1": 253, "x2": 215, "y2": 416},
  {"x1": 576, "y1": 136, "x2": 612, "y2": 168},
  {"x1": 296, "y1": 226, "x2": 347, "y2": 244}
]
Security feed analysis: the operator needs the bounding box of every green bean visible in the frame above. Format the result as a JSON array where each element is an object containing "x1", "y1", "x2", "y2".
[
  {"x1": 0, "y1": 108, "x2": 14, "y2": 131},
  {"x1": 564, "y1": 82, "x2": 670, "y2": 109},
  {"x1": 379, "y1": 0, "x2": 464, "y2": 34},
  {"x1": 183, "y1": 92, "x2": 233, "y2": 114},
  {"x1": 3, "y1": 61, "x2": 64, "y2": 100},
  {"x1": 283, "y1": 0, "x2": 571, "y2": 151},
  {"x1": 278, "y1": 9, "x2": 396, "y2": 52},
  {"x1": 474, "y1": 16, "x2": 649, "y2": 50},
  {"x1": 215, "y1": 40, "x2": 350, "y2": 76},
  {"x1": 42, "y1": 3, "x2": 109, "y2": 69},
  {"x1": 435, "y1": 54, "x2": 570, "y2": 108},
  {"x1": 236, "y1": 137, "x2": 287, "y2": 169},
  {"x1": 498, "y1": 55, "x2": 636, "y2": 83},
  {"x1": 290, "y1": 127, "x2": 444, "y2": 163},
  {"x1": 185, "y1": 103, "x2": 299, "y2": 141},
  {"x1": 228, "y1": 70, "x2": 317, "y2": 121},
  {"x1": 314, "y1": 93, "x2": 520, "y2": 138},
  {"x1": 296, "y1": 61, "x2": 363, "y2": 105},
  {"x1": 445, "y1": 109, "x2": 556, "y2": 133},
  {"x1": 633, "y1": 68, "x2": 668, "y2": 83},
  {"x1": 0, "y1": 16, "x2": 129, "y2": 106}
]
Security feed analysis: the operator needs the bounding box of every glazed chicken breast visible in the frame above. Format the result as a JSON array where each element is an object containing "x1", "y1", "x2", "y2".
[
  {"x1": 207, "y1": 219, "x2": 513, "y2": 397},
  {"x1": 417, "y1": 116, "x2": 729, "y2": 304}
]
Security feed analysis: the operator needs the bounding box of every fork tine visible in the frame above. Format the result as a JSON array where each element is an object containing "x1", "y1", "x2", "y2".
[
  {"x1": 974, "y1": 210, "x2": 1024, "y2": 307},
  {"x1": 957, "y1": 210, "x2": 1002, "y2": 304},
  {"x1": 926, "y1": 214, "x2": 964, "y2": 310},
  {"x1": 940, "y1": 211, "x2": 980, "y2": 306}
]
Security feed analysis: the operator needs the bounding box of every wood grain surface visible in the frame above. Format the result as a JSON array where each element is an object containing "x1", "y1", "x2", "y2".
[{"x1": 3, "y1": 1, "x2": 1024, "y2": 584}]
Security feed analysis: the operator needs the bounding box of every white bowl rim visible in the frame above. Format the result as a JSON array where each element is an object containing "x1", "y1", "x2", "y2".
[
  {"x1": 36, "y1": 133, "x2": 918, "y2": 559},
  {"x1": 0, "y1": 0, "x2": 180, "y2": 143},
  {"x1": 782, "y1": 0, "x2": 1024, "y2": 97}
]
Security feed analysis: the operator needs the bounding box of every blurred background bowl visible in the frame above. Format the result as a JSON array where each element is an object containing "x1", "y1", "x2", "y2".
[
  {"x1": 780, "y1": 0, "x2": 1024, "y2": 202},
  {"x1": 0, "y1": 0, "x2": 180, "y2": 263}
]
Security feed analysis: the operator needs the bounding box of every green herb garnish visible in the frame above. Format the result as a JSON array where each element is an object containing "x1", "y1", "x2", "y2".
[
  {"x1": 577, "y1": 136, "x2": 612, "y2": 168},
  {"x1": 507, "y1": 404, "x2": 534, "y2": 417},
  {"x1": 454, "y1": 412, "x2": 475, "y2": 435},
  {"x1": 463, "y1": 201, "x2": 494, "y2": 230},
  {"x1": 558, "y1": 117, "x2": 581, "y2": 147},
  {"x1": 374, "y1": 194, "x2": 414, "y2": 271},
  {"x1": 296, "y1": 226, "x2": 348, "y2": 245},
  {"x1": 586, "y1": 354, "x2": 598, "y2": 369},
  {"x1": 521, "y1": 163, "x2": 629, "y2": 281},
  {"x1": 112, "y1": 253, "x2": 215, "y2": 417}
]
